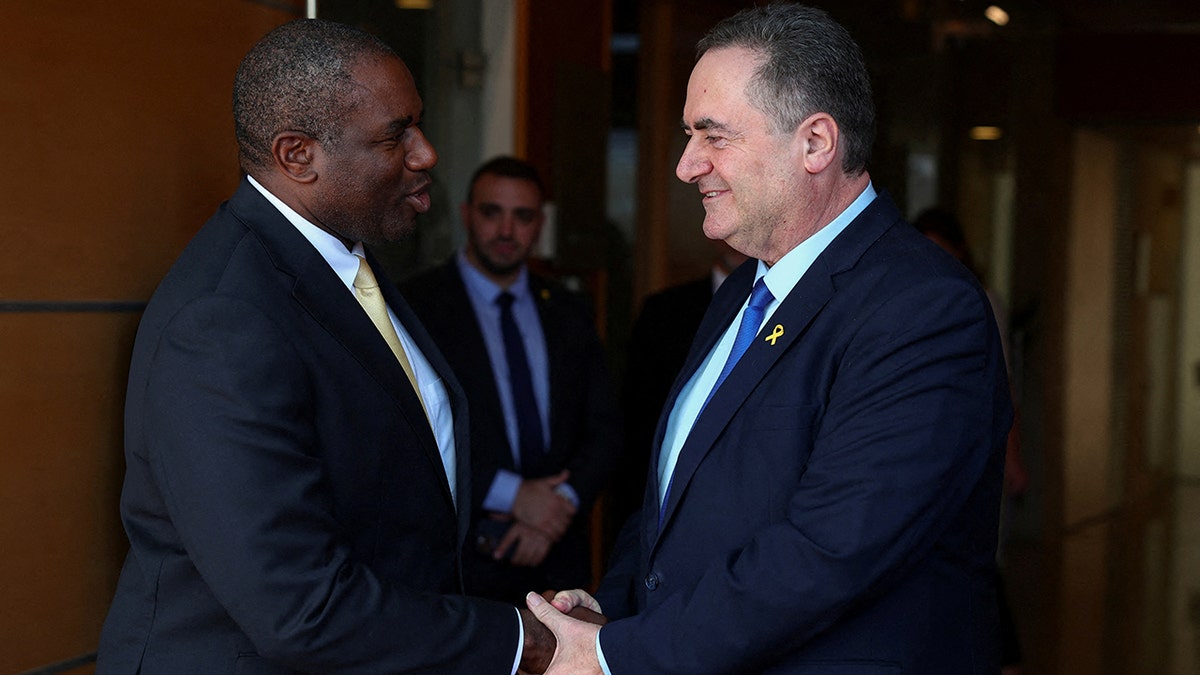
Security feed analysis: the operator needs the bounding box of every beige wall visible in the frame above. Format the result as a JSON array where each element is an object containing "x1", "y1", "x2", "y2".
[{"x1": 0, "y1": 1, "x2": 295, "y2": 670}]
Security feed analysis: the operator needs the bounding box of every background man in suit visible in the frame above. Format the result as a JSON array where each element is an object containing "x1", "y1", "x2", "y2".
[
  {"x1": 528, "y1": 4, "x2": 1013, "y2": 673},
  {"x1": 402, "y1": 157, "x2": 621, "y2": 604},
  {"x1": 96, "y1": 20, "x2": 554, "y2": 674}
]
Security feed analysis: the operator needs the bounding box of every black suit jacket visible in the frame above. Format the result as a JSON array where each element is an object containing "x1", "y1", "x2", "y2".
[
  {"x1": 97, "y1": 179, "x2": 517, "y2": 674},
  {"x1": 615, "y1": 276, "x2": 713, "y2": 530},
  {"x1": 597, "y1": 193, "x2": 1011, "y2": 673},
  {"x1": 401, "y1": 258, "x2": 621, "y2": 594}
]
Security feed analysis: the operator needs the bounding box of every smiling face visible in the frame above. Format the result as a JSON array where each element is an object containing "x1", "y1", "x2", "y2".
[
  {"x1": 307, "y1": 55, "x2": 437, "y2": 246},
  {"x1": 676, "y1": 47, "x2": 811, "y2": 263},
  {"x1": 461, "y1": 173, "x2": 544, "y2": 286}
]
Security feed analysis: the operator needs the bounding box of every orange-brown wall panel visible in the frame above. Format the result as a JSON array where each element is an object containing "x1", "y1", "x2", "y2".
[
  {"x1": 0, "y1": 0, "x2": 294, "y2": 302},
  {"x1": 0, "y1": 0, "x2": 298, "y2": 669},
  {"x1": 0, "y1": 313, "x2": 139, "y2": 673}
]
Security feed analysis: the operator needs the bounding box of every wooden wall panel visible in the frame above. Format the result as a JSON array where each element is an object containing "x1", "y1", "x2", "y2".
[
  {"x1": 0, "y1": 313, "x2": 138, "y2": 673},
  {"x1": 0, "y1": 0, "x2": 295, "y2": 301},
  {"x1": 0, "y1": 0, "x2": 298, "y2": 670}
]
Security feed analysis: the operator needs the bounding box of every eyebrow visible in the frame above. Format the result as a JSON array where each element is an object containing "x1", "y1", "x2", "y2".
[
  {"x1": 680, "y1": 117, "x2": 728, "y2": 133},
  {"x1": 381, "y1": 111, "x2": 421, "y2": 136}
]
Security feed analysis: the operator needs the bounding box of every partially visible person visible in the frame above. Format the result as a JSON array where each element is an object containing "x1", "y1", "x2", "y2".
[
  {"x1": 914, "y1": 206, "x2": 1029, "y2": 674},
  {"x1": 96, "y1": 20, "x2": 554, "y2": 674},
  {"x1": 611, "y1": 242, "x2": 747, "y2": 540},
  {"x1": 402, "y1": 156, "x2": 621, "y2": 604},
  {"x1": 527, "y1": 4, "x2": 1012, "y2": 673}
]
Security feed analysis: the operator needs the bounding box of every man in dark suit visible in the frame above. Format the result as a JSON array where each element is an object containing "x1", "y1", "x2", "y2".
[
  {"x1": 528, "y1": 5, "x2": 1012, "y2": 673},
  {"x1": 96, "y1": 20, "x2": 554, "y2": 674},
  {"x1": 401, "y1": 157, "x2": 620, "y2": 604}
]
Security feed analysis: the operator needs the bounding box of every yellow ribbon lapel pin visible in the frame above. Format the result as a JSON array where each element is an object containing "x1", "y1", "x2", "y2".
[{"x1": 765, "y1": 324, "x2": 784, "y2": 346}]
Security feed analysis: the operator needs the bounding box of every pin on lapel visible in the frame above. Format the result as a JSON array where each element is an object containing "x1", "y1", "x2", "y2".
[{"x1": 765, "y1": 324, "x2": 784, "y2": 345}]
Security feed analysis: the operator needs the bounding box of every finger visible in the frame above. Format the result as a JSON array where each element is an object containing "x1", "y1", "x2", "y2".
[
  {"x1": 529, "y1": 539, "x2": 549, "y2": 565},
  {"x1": 552, "y1": 589, "x2": 601, "y2": 614},
  {"x1": 546, "y1": 469, "x2": 570, "y2": 486},
  {"x1": 567, "y1": 606, "x2": 608, "y2": 626},
  {"x1": 495, "y1": 526, "x2": 520, "y2": 561},
  {"x1": 526, "y1": 590, "x2": 566, "y2": 629}
]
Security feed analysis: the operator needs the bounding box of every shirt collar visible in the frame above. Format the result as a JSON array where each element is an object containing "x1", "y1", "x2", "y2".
[
  {"x1": 455, "y1": 248, "x2": 530, "y2": 305},
  {"x1": 758, "y1": 181, "x2": 877, "y2": 299},
  {"x1": 246, "y1": 175, "x2": 361, "y2": 292}
]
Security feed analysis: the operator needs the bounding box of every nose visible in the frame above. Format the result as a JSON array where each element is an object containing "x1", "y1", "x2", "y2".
[
  {"x1": 675, "y1": 136, "x2": 710, "y2": 184},
  {"x1": 407, "y1": 129, "x2": 438, "y2": 171},
  {"x1": 497, "y1": 214, "x2": 515, "y2": 237}
]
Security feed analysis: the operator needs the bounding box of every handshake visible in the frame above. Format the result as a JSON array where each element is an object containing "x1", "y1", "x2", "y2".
[{"x1": 518, "y1": 588, "x2": 608, "y2": 675}]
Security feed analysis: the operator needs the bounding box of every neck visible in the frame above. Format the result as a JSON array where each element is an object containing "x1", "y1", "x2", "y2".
[{"x1": 761, "y1": 171, "x2": 871, "y2": 266}]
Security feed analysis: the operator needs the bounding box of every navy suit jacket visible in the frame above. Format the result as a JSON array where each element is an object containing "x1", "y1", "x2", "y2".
[
  {"x1": 401, "y1": 259, "x2": 621, "y2": 592},
  {"x1": 595, "y1": 193, "x2": 1012, "y2": 673},
  {"x1": 97, "y1": 179, "x2": 518, "y2": 674}
]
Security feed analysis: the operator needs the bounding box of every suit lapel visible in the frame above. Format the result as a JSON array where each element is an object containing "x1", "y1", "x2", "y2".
[
  {"x1": 373, "y1": 257, "x2": 463, "y2": 513},
  {"x1": 439, "y1": 262, "x2": 516, "y2": 472},
  {"x1": 652, "y1": 193, "x2": 903, "y2": 538},
  {"x1": 645, "y1": 265, "x2": 751, "y2": 510},
  {"x1": 229, "y1": 182, "x2": 457, "y2": 514}
]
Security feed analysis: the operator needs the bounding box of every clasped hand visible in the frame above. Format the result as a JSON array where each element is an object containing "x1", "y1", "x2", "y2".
[
  {"x1": 519, "y1": 589, "x2": 606, "y2": 675},
  {"x1": 512, "y1": 470, "x2": 576, "y2": 541}
]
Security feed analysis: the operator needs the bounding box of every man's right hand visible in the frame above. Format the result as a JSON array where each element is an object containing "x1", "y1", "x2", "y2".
[
  {"x1": 540, "y1": 590, "x2": 607, "y2": 625},
  {"x1": 496, "y1": 522, "x2": 552, "y2": 567},
  {"x1": 547, "y1": 588, "x2": 603, "y2": 616},
  {"x1": 513, "y1": 470, "x2": 576, "y2": 541}
]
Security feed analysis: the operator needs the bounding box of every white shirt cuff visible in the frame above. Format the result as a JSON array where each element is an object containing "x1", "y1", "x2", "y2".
[
  {"x1": 511, "y1": 607, "x2": 524, "y2": 675},
  {"x1": 596, "y1": 627, "x2": 613, "y2": 675}
]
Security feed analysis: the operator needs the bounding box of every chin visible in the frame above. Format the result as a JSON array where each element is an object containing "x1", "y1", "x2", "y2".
[
  {"x1": 374, "y1": 220, "x2": 417, "y2": 245},
  {"x1": 702, "y1": 219, "x2": 733, "y2": 242}
]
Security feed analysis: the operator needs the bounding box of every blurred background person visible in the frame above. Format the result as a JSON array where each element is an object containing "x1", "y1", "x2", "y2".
[{"x1": 402, "y1": 156, "x2": 621, "y2": 604}]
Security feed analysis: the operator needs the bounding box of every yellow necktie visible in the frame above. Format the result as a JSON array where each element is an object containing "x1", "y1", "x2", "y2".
[{"x1": 353, "y1": 255, "x2": 427, "y2": 413}]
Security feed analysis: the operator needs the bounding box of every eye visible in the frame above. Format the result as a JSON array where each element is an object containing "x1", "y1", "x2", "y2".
[
  {"x1": 477, "y1": 204, "x2": 501, "y2": 219},
  {"x1": 513, "y1": 208, "x2": 539, "y2": 225}
]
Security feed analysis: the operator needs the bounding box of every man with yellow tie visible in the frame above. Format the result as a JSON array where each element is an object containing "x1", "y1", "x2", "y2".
[{"x1": 96, "y1": 19, "x2": 555, "y2": 674}]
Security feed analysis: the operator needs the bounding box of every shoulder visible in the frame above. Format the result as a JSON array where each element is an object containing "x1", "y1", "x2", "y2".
[
  {"x1": 529, "y1": 274, "x2": 596, "y2": 324},
  {"x1": 399, "y1": 257, "x2": 462, "y2": 306}
]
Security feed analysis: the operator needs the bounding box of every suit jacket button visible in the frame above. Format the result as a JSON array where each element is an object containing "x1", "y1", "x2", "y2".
[{"x1": 644, "y1": 572, "x2": 660, "y2": 591}]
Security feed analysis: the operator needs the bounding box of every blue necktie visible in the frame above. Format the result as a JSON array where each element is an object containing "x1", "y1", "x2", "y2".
[
  {"x1": 496, "y1": 291, "x2": 545, "y2": 476},
  {"x1": 659, "y1": 277, "x2": 774, "y2": 527},
  {"x1": 705, "y1": 276, "x2": 774, "y2": 406}
]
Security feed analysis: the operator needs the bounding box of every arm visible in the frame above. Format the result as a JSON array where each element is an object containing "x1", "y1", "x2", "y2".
[
  {"x1": 600, "y1": 276, "x2": 1010, "y2": 672},
  {"x1": 146, "y1": 297, "x2": 517, "y2": 672}
]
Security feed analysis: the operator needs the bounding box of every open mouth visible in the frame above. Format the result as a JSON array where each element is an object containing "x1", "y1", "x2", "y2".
[{"x1": 405, "y1": 184, "x2": 432, "y2": 213}]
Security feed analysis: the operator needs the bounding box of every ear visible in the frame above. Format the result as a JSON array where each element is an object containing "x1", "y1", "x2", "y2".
[
  {"x1": 797, "y1": 112, "x2": 839, "y2": 175},
  {"x1": 270, "y1": 131, "x2": 320, "y2": 184},
  {"x1": 459, "y1": 201, "x2": 471, "y2": 229}
]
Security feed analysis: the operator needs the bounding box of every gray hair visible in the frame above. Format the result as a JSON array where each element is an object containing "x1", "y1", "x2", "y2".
[
  {"x1": 233, "y1": 19, "x2": 398, "y2": 172},
  {"x1": 697, "y1": 4, "x2": 875, "y2": 175}
]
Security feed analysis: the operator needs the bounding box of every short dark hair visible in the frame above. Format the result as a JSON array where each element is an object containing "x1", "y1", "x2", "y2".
[
  {"x1": 697, "y1": 4, "x2": 876, "y2": 175},
  {"x1": 233, "y1": 19, "x2": 399, "y2": 172},
  {"x1": 466, "y1": 156, "x2": 545, "y2": 203}
]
